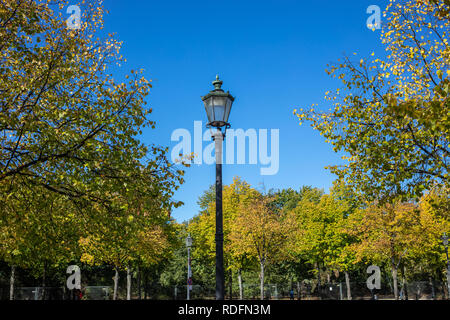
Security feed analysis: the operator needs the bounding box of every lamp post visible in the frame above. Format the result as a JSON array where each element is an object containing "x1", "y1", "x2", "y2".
[
  {"x1": 186, "y1": 234, "x2": 192, "y2": 300},
  {"x1": 442, "y1": 232, "x2": 450, "y2": 299},
  {"x1": 201, "y1": 75, "x2": 235, "y2": 300}
]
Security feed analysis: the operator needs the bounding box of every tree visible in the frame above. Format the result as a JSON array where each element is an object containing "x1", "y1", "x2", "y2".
[
  {"x1": 188, "y1": 177, "x2": 259, "y2": 298},
  {"x1": 344, "y1": 200, "x2": 441, "y2": 299},
  {"x1": 284, "y1": 187, "x2": 330, "y2": 292},
  {"x1": 0, "y1": 185, "x2": 82, "y2": 299},
  {"x1": 230, "y1": 194, "x2": 289, "y2": 300},
  {"x1": 267, "y1": 188, "x2": 302, "y2": 213},
  {"x1": 294, "y1": 0, "x2": 449, "y2": 200},
  {"x1": 415, "y1": 187, "x2": 450, "y2": 294},
  {"x1": 0, "y1": 0, "x2": 186, "y2": 300},
  {"x1": 323, "y1": 181, "x2": 360, "y2": 300},
  {"x1": 78, "y1": 162, "x2": 179, "y2": 300},
  {"x1": 0, "y1": 0, "x2": 184, "y2": 207}
]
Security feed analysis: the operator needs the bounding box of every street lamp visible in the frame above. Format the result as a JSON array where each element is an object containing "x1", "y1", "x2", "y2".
[
  {"x1": 201, "y1": 75, "x2": 235, "y2": 300},
  {"x1": 442, "y1": 232, "x2": 450, "y2": 299},
  {"x1": 186, "y1": 234, "x2": 192, "y2": 300}
]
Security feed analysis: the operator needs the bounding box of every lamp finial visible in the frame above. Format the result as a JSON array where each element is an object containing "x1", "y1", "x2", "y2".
[{"x1": 212, "y1": 75, "x2": 223, "y2": 91}]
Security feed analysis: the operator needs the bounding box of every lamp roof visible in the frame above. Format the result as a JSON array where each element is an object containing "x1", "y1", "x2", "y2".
[{"x1": 201, "y1": 75, "x2": 235, "y2": 102}]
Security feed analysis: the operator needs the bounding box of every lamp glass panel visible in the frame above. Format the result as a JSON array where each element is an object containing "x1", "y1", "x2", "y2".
[
  {"x1": 224, "y1": 97, "x2": 232, "y2": 123},
  {"x1": 212, "y1": 96, "x2": 226, "y2": 122},
  {"x1": 203, "y1": 97, "x2": 214, "y2": 123}
]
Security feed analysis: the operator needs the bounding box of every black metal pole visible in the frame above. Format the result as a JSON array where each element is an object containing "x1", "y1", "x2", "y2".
[{"x1": 215, "y1": 131, "x2": 225, "y2": 300}]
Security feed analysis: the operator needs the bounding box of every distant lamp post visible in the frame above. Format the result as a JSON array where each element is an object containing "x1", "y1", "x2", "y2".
[
  {"x1": 201, "y1": 75, "x2": 235, "y2": 300},
  {"x1": 442, "y1": 232, "x2": 450, "y2": 299},
  {"x1": 186, "y1": 234, "x2": 192, "y2": 300}
]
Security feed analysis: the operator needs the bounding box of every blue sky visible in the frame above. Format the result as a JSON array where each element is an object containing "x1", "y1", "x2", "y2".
[{"x1": 100, "y1": 0, "x2": 389, "y2": 222}]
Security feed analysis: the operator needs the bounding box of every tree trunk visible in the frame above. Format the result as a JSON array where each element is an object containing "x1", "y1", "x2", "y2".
[
  {"x1": 444, "y1": 272, "x2": 450, "y2": 300},
  {"x1": 446, "y1": 265, "x2": 450, "y2": 300},
  {"x1": 42, "y1": 263, "x2": 46, "y2": 300},
  {"x1": 429, "y1": 275, "x2": 436, "y2": 300},
  {"x1": 113, "y1": 267, "x2": 119, "y2": 300},
  {"x1": 316, "y1": 263, "x2": 321, "y2": 299},
  {"x1": 297, "y1": 281, "x2": 301, "y2": 300},
  {"x1": 9, "y1": 265, "x2": 15, "y2": 300},
  {"x1": 238, "y1": 269, "x2": 243, "y2": 300},
  {"x1": 402, "y1": 264, "x2": 408, "y2": 300},
  {"x1": 260, "y1": 262, "x2": 265, "y2": 300},
  {"x1": 144, "y1": 270, "x2": 148, "y2": 300},
  {"x1": 126, "y1": 265, "x2": 132, "y2": 300},
  {"x1": 137, "y1": 266, "x2": 141, "y2": 300},
  {"x1": 345, "y1": 271, "x2": 352, "y2": 300},
  {"x1": 391, "y1": 262, "x2": 399, "y2": 300},
  {"x1": 228, "y1": 269, "x2": 233, "y2": 300}
]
